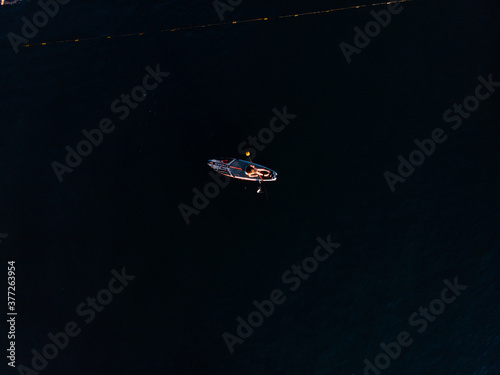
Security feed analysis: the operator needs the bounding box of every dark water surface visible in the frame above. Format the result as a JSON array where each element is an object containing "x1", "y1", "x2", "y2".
[{"x1": 1, "y1": 0, "x2": 499, "y2": 374}]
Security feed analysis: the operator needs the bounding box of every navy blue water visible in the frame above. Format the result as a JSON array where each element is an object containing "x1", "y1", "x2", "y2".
[{"x1": 1, "y1": 0, "x2": 499, "y2": 374}]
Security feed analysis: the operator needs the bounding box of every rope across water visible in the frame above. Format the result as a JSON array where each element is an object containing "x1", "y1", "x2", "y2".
[{"x1": 20, "y1": 0, "x2": 412, "y2": 49}]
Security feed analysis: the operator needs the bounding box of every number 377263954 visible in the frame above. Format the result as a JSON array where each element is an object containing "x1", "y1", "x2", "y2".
[{"x1": 8, "y1": 261, "x2": 15, "y2": 312}]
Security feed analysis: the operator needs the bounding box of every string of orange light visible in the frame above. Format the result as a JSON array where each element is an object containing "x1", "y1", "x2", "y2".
[{"x1": 21, "y1": 0, "x2": 412, "y2": 48}]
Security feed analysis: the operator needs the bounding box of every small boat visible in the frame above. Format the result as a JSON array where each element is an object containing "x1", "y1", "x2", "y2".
[{"x1": 207, "y1": 158, "x2": 277, "y2": 183}]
